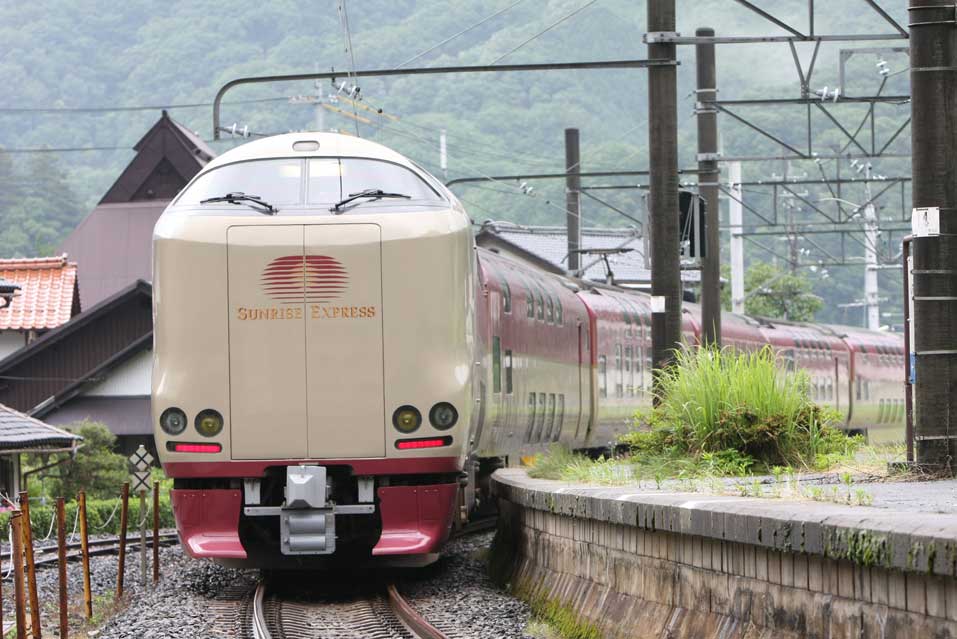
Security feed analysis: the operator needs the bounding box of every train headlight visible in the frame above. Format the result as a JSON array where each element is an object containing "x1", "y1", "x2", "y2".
[
  {"x1": 429, "y1": 403, "x2": 458, "y2": 430},
  {"x1": 195, "y1": 409, "x2": 224, "y2": 437},
  {"x1": 159, "y1": 408, "x2": 188, "y2": 436},
  {"x1": 392, "y1": 406, "x2": 422, "y2": 434}
]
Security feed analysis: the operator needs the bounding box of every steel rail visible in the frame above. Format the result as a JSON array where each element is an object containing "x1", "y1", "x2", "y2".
[
  {"x1": 387, "y1": 583, "x2": 449, "y2": 639},
  {"x1": 1, "y1": 531, "x2": 179, "y2": 572},
  {"x1": 251, "y1": 581, "x2": 271, "y2": 639}
]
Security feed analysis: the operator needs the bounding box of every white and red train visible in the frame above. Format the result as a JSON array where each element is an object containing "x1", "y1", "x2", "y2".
[{"x1": 152, "y1": 133, "x2": 905, "y2": 568}]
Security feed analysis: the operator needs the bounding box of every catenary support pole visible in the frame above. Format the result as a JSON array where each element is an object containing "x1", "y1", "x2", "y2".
[
  {"x1": 696, "y1": 27, "x2": 721, "y2": 346},
  {"x1": 729, "y1": 162, "x2": 745, "y2": 314},
  {"x1": 565, "y1": 128, "x2": 582, "y2": 275},
  {"x1": 909, "y1": 0, "x2": 957, "y2": 470},
  {"x1": 648, "y1": 0, "x2": 682, "y2": 392}
]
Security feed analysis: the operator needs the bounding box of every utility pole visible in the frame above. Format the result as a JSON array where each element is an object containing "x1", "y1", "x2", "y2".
[
  {"x1": 565, "y1": 128, "x2": 582, "y2": 275},
  {"x1": 647, "y1": 0, "x2": 681, "y2": 389},
  {"x1": 440, "y1": 129, "x2": 448, "y2": 179},
  {"x1": 909, "y1": 0, "x2": 957, "y2": 470},
  {"x1": 695, "y1": 27, "x2": 721, "y2": 346},
  {"x1": 863, "y1": 165, "x2": 881, "y2": 330},
  {"x1": 729, "y1": 161, "x2": 745, "y2": 314}
]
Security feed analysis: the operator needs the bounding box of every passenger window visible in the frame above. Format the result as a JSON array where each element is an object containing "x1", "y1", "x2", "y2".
[
  {"x1": 505, "y1": 350, "x2": 513, "y2": 394},
  {"x1": 537, "y1": 291, "x2": 545, "y2": 321},
  {"x1": 526, "y1": 286, "x2": 535, "y2": 319},
  {"x1": 625, "y1": 346, "x2": 633, "y2": 397},
  {"x1": 556, "y1": 395, "x2": 564, "y2": 441},
  {"x1": 525, "y1": 393, "x2": 536, "y2": 442},
  {"x1": 547, "y1": 394, "x2": 556, "y2": 440},
  {"x1": 556, "y1": 298, "x2": 563, "y2": 325},
  {"x1": 536, "y1": 393, "x2": 547, "y2": 440},
  {"x1": 878, "y1": 399, "x2": 885, "y2": 423},
  {"x1": 501, "y1": 280, "x2": 512, "y2": 313},
  {"x1": 616, "y1": 345, "x2": 624, "y2": 398},
  {"x1": 599, "y1": 356, "x2": 608, "y2": 398},
  {"x1": 492, "y1": 337, "x2": 502, "y2": 393},
  {"x1": 546, "y1": 296, "x2": 554, "y2": 324}
]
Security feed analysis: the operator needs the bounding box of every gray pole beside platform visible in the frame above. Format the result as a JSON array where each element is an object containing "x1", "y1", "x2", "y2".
[{"x1": 696, "y1": 27, "x2": 721, "y2": 346}]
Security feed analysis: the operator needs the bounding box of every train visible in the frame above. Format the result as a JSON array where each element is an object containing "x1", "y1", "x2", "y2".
[{"x1": 151, "y1": 132, "x2": 905, "y2": 568}]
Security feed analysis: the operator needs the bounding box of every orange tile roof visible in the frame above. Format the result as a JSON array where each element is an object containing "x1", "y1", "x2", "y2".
[{"x1": 0, "y1": 255, "x2": 78, "y2": 331}]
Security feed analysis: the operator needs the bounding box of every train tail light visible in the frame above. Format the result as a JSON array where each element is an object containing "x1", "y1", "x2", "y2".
[
  {"x1": 167, "y1": 442, "x2": 222, "y2": 454},
  {"x1": 395, "y1": 436, "x2": 452, "y2": 450}
]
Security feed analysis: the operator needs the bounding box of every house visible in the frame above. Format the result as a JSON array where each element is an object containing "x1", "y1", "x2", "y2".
[
  {"x1": 0, "y1": 281, "x2": 152, "y2": 457},
  {"x1": 0, "y1": 255, "x2": 80, "y2": 359},
  {"x1": 59, "y1": 110, "x2": 213, "y2": 309},
  {"x1": 0, "y1": 403, "x2": 82, "y2": 497}
]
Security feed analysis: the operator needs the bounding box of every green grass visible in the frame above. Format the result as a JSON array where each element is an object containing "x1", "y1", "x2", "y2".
[{"x1": 530, "y1": 345, "x2": 868, "y2": 486}]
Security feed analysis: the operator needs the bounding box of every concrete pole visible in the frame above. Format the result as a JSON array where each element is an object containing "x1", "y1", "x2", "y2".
[
  {"x1": 909, "y1": 0, "x2": 957, "y2": 470},
  {"x1": 729, "y1": 162, "x2": 745, "y2": 314},
  {"x1": 696, "y1": 27, "x2": 721, "y2": 346},
  {"x1": 565, "y1": 128, "x2": 582, "y2": 275},
  {"x1": 647, "y1": 0, "x2": 682, "y2": 388},
  {"x1": 440, "y1": 129, "x2": 448, "y2": 179},
  {"x1": 864, "y1": 201, "x2": 881, "y2": 331}
]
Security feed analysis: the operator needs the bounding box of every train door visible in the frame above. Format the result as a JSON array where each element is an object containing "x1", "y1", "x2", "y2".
[
  {"x1": 304, "y1": 224, "x2": 385, "y2": 459},
  {"x1": 575, "y1": 321, "x2": 585, "y2": 438}
]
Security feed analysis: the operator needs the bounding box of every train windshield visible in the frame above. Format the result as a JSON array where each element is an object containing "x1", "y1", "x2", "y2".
[{"x1": 174, "y1": 157, "x2": 444, "y2": 212}]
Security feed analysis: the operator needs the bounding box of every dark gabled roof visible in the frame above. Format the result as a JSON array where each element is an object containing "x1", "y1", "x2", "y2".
[
  {"x1": 31, "y1": 332, "x2": 151, "y2": 419},
  {"x1": 0, "y1": 279, "x2": 151, "y2": 374},
  {"x1": 99, "y1": 110, "x2": 213, "y2": 204},
  {"x1": 0, "y1": 403, "x2": 81, "y2": 452},
  {"x1": 0, "y1": 280, "x2": 152, "y2": 414}
]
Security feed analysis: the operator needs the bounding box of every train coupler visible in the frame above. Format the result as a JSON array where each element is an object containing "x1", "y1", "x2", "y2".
[{"x1": 243, "y1": 465, "x2": 373, "y2": 555}]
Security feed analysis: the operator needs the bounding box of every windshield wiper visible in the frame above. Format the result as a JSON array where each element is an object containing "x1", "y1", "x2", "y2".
[
  {"x1": 200, "y1": 192, "x2": 277, "y2": 215},
  {"x1": 331, "y1": 189, "x2": 411, "y2": 213}
]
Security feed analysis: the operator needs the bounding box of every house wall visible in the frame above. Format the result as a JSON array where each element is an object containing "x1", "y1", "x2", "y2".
[
  {"x1": 0, "y1": 332, "x2": 26, "y2": 360},
  {"x1": 84, "y1": 349, "x2": 151, "y2": 397}
]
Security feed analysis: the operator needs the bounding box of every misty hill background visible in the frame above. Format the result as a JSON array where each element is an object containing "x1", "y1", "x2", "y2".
[{"x1": 0, "y1": 0, "x2": 911, "y2": 325}]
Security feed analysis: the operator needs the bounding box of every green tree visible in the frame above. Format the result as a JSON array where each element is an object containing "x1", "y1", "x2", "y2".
[
  {"x1": 722, "y1": 262, "x2": 823, "y2": 322},
  {"x1": 47, "y1": 421, "x2": 128, "y2": 500}
]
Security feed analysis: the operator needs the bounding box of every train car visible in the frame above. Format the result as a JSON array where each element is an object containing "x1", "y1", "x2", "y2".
[
  {"x1": 153, "y1": 133, "x2": 475, "y2": 567},
  {"x1": 154, "y1": 132, "x2": 905, "y2": 568}
]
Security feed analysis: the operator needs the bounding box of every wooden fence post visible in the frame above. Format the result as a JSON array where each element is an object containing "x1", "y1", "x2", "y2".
[
  {"x1": 11, "y1": 512, "x2": 26, "y2": 639},
  {"x1": 17, "y1": 492, "x2": 40, "y2": 639},
  {"x1": 79, "y1": 490, "x2": 92, "y2": 619},
  {"x1": 116, "y1": 482, "x2": 130, "y2": 598},
  {"x1": 152, "y1": 481, "x2": 160, "y2": 584},
  {"x1": 56, "y1": 497, "x2": 68, "y2": 639}
]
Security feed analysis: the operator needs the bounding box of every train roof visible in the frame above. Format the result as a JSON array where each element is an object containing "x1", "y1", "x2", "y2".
[{"x1": 201, "y1": 132, "x2": 421, "y2": 174}]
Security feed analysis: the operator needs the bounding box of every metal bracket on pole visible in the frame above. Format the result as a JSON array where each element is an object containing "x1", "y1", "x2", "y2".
[{"x1": 644, "y1": 32, "x2": 681, "y2": 43}]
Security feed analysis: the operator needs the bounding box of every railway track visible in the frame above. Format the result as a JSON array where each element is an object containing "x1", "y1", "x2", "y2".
[
  {"x1": 250, "y1": 580, "x2": 448, "y2": 639},
  {"x1": 1, "y1": 531, "x2": 179, "y2": 572}
]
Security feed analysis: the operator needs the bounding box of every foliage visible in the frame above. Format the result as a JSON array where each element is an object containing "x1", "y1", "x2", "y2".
[
  {"x1": 721, "y1": 262, "x2": 824, "y2": 322},
  {"x1": 626, "y1": 345, "x2": 857, "y2": 469},
  {"x1": 0, "y1": 493, "x2": 174, "y2": 540},
  {"x1": 26, "y1": 421, "x2": 130, "y2": 501}
]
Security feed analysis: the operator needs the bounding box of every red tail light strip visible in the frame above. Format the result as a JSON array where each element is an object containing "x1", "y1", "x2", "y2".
[
  {"x1": 167, "y1": 442, "x2": 222, "y2": 454},
  {"x1": 395, "y1": 436, "x2": 453, "y2": 450}
]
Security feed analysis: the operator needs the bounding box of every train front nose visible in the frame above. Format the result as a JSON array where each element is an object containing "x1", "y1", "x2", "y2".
[{"x1": 228, "y1": 223, "x2": 385, "y2": 459}]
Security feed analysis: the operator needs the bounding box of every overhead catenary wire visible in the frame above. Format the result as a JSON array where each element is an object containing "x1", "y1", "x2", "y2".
[
  {"x1": 394, "y1": 0, "x2": 526, "y2": 69},
  {"x1": 488, "y1": 0, "x2": 599, "y2": 65},
  {"x1": 337, "y1": 0, "x2": 362, "y2": 136}
]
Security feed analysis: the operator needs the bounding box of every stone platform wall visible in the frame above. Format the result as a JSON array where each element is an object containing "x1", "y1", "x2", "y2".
[{"x1": 491, "y1": 469, "x2": 957, "y2": 639}]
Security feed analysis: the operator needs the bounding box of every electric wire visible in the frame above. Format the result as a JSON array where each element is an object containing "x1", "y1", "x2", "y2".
[
  {"x1": 337, "y1": 0, "x2": 361, "y2": 136},
  {"x1": 394, "y1": 0, "x2": 526, "y2": 69},
  {"x1": 488, "y1": 0, "x2": 599, "y2": 65}
]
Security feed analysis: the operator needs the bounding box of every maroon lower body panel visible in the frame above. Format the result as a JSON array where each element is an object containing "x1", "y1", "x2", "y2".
[
  {"x1": 372, "y1": 483, "x2": 458, "y2": 556},
  {"x1": 171, "y1": 489, "x2": 246, "y2": 559},
  {"x1": 163, "y1": 456, "x2": 462, "y2": 478}
]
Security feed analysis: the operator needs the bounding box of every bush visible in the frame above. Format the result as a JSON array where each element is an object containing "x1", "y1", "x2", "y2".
[
  {"x1": 621, "y1": 345, "x2": 859, "y2": 471},
  {"x1": 28, "y1": 421, "x2": 130, "y2": 501},
  {"x1": 0, "y1": 494, "x2": 175, "y2": 541}
]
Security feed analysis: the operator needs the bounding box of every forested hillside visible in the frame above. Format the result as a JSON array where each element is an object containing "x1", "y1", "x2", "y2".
[{"x1": 0, "y1": 0, "x2": 911, "y2": 326}]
